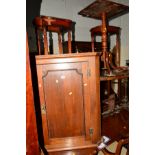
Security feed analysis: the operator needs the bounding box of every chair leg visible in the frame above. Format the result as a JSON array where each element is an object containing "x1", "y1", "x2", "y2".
[
  {"x1": 36, "y1": 29, "x2": 41, "y2": 55},
  {"x1": 43, "y1": 27, "x2": 49, "y2": 55},
  {"x1": 91, "y1": 33, "x2": 95, "y2": 52},
  {"x1": 116, "y1": 33, "x2": 120, "y2": 66}
]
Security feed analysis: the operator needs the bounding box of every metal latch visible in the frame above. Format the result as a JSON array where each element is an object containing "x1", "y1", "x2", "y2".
[
  {"x1": 41, "y1": 103, "x2": 46, "y2": 114},
  {"x1": 87, "y1": 69, "x2": 91, "y2": 77},
  {"x1": 89, "y1": 128, "x2": 94, "y2": 136}
]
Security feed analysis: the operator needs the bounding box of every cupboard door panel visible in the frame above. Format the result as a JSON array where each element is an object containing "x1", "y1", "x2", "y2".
[{"x1": 43, "y1": 69, "x2": 85, "y2": 138}]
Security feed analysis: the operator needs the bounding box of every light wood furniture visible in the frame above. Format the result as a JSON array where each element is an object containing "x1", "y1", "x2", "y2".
[
  {"x1": 26, "y1": 34, "x2": 40, "y2": 155},
  {"x1": 35, "y1": 52, "x2": 101, "y2": 154},
  {"x1": 34, "y1": 16, "x2": 73, "y2": 55}
]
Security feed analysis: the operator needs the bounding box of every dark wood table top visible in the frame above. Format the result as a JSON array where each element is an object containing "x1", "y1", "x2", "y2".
[
  {"x1": 100, "y1": 74, "x2": 128, "y2": 81},
  {"x1": 78, "y1": 0, "x2": 129, "y2": 20}
]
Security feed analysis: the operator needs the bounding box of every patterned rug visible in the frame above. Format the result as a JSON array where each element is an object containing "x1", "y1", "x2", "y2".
[{"x1": 98, "y1": 141, "x2": 127, "y2": 155}]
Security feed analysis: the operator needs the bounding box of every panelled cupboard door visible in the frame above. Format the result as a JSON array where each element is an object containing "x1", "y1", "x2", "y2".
[
  {"x1": 43, "y1": 69, "x2": 85, "y2": 138},
  {"x1": 36, "y1": 53, "x2": 101, "y2": 152}
]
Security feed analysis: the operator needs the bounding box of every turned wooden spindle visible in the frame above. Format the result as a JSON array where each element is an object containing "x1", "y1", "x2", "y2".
[
  {"x1": 91, "y1": 33, "x2": 95, "y2": 52},
  {"x1": 42, "y1": 26, "x2": 48, "y2": 55},
  {"x1": 101, "y1": 12, "x2": 108, "y2": 69},
  {"x1": 58, "y1": 32, "x2": 63, "y2": 54},
  {"x1": 116, "y1": 32, "x2": 120, "y2": 66},
  {"x1": 36, "y1": 29, "x2": 41, "y2": 55}
]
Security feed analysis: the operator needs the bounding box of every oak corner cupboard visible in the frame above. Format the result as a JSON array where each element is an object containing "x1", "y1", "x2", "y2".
[{"x1": 35, "y1": 52, "x2": 101, "y2": 154}]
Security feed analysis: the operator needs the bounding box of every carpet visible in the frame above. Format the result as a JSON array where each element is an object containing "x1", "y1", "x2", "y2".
[{"x1": 98, "y1": 141, "x2": 127, "y2": 155}]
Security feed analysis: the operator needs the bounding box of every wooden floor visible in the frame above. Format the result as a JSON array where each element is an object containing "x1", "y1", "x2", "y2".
[{"x1": 101, "y1": 107, "x2": 129, "y2": 142}]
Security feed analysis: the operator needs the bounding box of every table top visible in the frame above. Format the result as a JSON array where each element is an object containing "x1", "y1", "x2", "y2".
[
  {"x1": 78, "y1": 0, "x2": 129, "y2": 20},
  {"x1": 100, "y1": 74, "x2": 128, "y2": 81},
  {"x1": 100, "y1": 67, "x2": 129, "y2": 81},
  {"x1": 34, "y1": 16, "x2": 73, "y2": 30}
]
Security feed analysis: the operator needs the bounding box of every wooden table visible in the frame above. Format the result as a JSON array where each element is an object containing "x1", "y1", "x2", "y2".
[
  {"x1": 78, "y1": 0, "x2": 129, "y2": 21},
  {"x1": 78, "y1": 0, "x2": 129, "y2": 70},
  {"x1": 100, "y1": 74, "x2": 128, "y2": 81},
  {"x1": 34, "y1": 16, "x2": 73, "y2": 55},
  {"x1": 78, "y1": 1, "x2": 129, "y2": 103}
]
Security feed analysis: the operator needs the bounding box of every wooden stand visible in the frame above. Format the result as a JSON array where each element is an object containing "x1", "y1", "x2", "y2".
[
  {"x1": 78, "y1": 0, "x2": 129, "y2": 110},
  {"x1": 34, "y1": 16, "x2": 73, "y2": 55},
  {"x1": 78, "y1": 0, "x2": 129, "y2": 72}
]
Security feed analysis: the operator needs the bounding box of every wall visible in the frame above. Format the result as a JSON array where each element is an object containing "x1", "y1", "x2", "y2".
[
  {"x1": 27, "y1": 0, "x2": 42, "y2": 53},
  {"x1": 40, "y1": 0, "x2": 129, "y2": 65},
  {"x1": 109, "y1": 0, "x2": 129, "y2": 66}
]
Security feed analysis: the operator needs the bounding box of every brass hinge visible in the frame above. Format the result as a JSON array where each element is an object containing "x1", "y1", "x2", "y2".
[
  {"x1": 41, "y1": 103, "x2": 46, "y2": 114},
  {"x1": 89, "y1": 128, "x2": 94, "y2": 136},
  {"x1": 87, "y1": 68, "x2": 91, "y2": 77}
]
